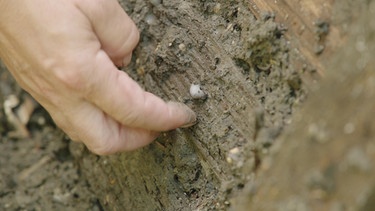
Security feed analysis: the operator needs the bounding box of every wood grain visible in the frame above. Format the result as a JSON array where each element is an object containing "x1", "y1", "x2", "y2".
[{"x1": 249, "y1": 0, "x2": 342, "y2": 76}]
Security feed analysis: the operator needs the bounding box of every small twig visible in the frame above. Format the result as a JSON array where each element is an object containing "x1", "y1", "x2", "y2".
[{"x1": 18, "y1": 155, "x2": 52, "y2": 181}]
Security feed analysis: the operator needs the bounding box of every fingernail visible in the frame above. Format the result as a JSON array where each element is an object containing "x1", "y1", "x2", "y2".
[
  {"x1": 168, "y1": 102, "x2": 197, "y2": 128},
  {"x1": 180, "y1": 119, "x2": 197, "y2": 128},
  {"x1": 122, "y1": 54, "x2": 132, "y2": 66},
  {"x1": 180, "y1": 105, "x2": 197, "y2": 128}
]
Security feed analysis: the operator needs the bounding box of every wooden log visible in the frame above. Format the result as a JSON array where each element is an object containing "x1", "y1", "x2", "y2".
[
  {"x1": 70, "y1": 0, "x2": 371, "y2": 210},
  {"x1": 249, "y1": 0, "x2": 341, "y2": 71},
  {"x1": 232, "y1": 3, "x2": 375, "y2": 209}
]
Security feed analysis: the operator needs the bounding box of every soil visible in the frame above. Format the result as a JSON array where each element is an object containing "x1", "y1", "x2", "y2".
[
  {"x1": 0, "y1": 0, "x2": 372, "y2": 210},
  {"x1": 0, "y1": 67, "x2": 100, "y2": 210}
]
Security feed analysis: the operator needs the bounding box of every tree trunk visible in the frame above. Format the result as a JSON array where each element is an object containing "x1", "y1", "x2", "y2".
[{"x1": 71, "y1": 0, "x2": 374, "y2": 210}]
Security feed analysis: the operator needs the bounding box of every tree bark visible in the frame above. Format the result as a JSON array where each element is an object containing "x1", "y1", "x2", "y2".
[{"x1": 71, "y1": 0, "x2": 373, "y2": 210}]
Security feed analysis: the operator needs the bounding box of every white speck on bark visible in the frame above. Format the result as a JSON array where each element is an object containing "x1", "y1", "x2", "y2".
[{"x1": 190, "y1": 84, "x2": 207, "y2": 99}]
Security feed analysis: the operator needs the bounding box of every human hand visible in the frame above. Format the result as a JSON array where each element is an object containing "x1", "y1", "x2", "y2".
[{"x1": 0, "y1": 0, "x2": 196, "y2": 155}]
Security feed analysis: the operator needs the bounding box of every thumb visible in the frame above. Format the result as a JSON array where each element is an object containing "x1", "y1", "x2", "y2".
[{"x1": 76, "y1": 0, "x2": 139, "y2": 66}]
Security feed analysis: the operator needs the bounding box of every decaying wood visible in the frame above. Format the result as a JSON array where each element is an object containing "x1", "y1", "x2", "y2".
[
  {"x1": 71, "y1": 0, "x2": 373, "y2": 210},
  {"x1": 249, "y1": 0, "x2": 342, "y2": 77},
  {"x1": 233, "y1": 2, "x2": 373, "y2": 210},
  {"x1": 233, "y1": 5, "x2": 375, "y2": 208},
  {"x1": 75, "y1": 1, "x2": 263, "y2": 209}
]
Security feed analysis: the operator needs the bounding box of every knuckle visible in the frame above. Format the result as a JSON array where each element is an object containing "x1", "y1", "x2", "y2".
[
  {"x1": 122, "y1": 111, "x2": 141, "y2": 126},
  {"x1": 56, "y1": 70, "x2": 84, "y2": 90},
  {"x1": 52, "y1": 57, "x2": 92, "y2": 92}
]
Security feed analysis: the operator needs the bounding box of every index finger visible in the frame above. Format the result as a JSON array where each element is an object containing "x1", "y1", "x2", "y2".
[{"x1": 85, "y1": 50, "x2": 196, "y2": 131}]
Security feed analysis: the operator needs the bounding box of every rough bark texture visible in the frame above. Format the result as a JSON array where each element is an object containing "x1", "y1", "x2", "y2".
[
  {"x1": 71, "y1": 0, "x2": 374, "y2": 210},
  {"x1": 233, "y1": 2, "x2": 375, "y2": 209}
]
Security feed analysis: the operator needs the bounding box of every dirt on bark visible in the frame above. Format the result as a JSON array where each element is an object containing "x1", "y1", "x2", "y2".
[{"x1": 0, "y1": 0, "x2": 373, "y2": 210}]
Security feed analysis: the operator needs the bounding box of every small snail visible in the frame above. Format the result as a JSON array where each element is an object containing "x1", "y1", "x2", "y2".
[{"x1": 190, "y1": 84, "x2": 207, "y2": 100}]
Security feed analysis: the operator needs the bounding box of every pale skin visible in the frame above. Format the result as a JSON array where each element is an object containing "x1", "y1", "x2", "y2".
[{"x1": 0, "y1": 0, "x2": 196, "y2": 155}]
